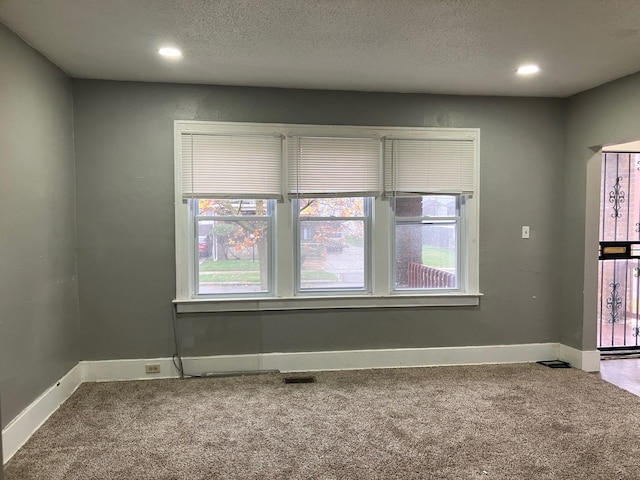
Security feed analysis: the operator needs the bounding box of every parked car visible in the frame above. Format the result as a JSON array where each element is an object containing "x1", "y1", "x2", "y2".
[{"x1": 198, "y1": 235, "x2": 213, "y2": 257}]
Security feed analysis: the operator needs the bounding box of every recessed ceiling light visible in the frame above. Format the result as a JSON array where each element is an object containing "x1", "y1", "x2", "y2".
[
  {"x1": 517, "y1": 64, "x2": 540, "y2": 75},
  {"x1": 158, "y1": 47, "x2": 182, "y2": 58}
]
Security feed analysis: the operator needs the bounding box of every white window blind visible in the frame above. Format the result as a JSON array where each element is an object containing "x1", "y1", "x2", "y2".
[
  {"x1": 384, "y1": 139, "x2": 476, "y2": 195},
  {"x1": 180, "y1": 133, "x2": 283, "y2": 199},
  {"x1": 287, "y1": 136, "x2": 382, "y2": 197}
]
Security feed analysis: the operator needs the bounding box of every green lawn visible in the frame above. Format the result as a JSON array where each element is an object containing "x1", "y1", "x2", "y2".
[
  {"x1": 422, "y1": 246, "x2": 455, "y2": 269},
  {"x1": 345, "y1": 237, "x2": 364, "y2": 247},
  {"x1": 301, "y1": 270, "x2": 339, "y2": 281},
  {"x1": 199, "y1": 259, "x2": 338, "y2": 283},
  {"x1": 200, "y1": 271, "x2": 260, "y2": 283},
  {"x1": 200, "y1": 259, "x2": 259, "y2": 272}
]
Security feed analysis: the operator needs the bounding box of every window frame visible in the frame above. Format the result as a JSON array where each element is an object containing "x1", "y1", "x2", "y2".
[
  {"x1": 391, "y1": 195, "x2": 461, "y2": 293},
  {"x1": 174, "y1": 121, "x2": 480, "y2": 309},
  {"x1": 293, "y1": 196, "x2": 373, "y2": 295},
  {"x1": 190, "y1": 198, "x2": 276, "y2": 298}
]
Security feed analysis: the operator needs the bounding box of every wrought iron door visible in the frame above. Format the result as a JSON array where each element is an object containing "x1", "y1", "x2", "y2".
[{"x1": 598, "y1": 152, "x2": 640, "y2": 351}]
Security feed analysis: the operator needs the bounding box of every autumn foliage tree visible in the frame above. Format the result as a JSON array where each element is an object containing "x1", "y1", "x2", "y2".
[
  {"x1": 298, "y1": 197, "x2": 364, "y2": 256},
  {"x1": 198, "y1": 199, "x2": 269, "y2": 288}
]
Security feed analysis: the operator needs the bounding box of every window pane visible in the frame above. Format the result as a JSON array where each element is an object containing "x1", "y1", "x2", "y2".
[
  {"x1": 298, "y1": 197, "x2": 365, "y2": 217},
  {"x1": 420, "y1": 195, "x2": 457, "y2": 217},
  {"x1": 395, "y1": 221, "x2": 457, "y2": 289},
  {"x1": 196, "y1": 210, "x2": 271, "y2": 295},
  {"x1": 300, "y1": 220, "x2": 365, "y2": 290},
  {"x1": 197, "y1": 199, "x2": 268, "y2": 217}
]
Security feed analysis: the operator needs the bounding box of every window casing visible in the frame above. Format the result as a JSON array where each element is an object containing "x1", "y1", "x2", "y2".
[
  {"x1": 392, "y1": 195, "x2": 460, "y2": 291},
  {"x1": 174, "y1": 121, "x2": 480, "y2": 307},
  {"x1": 294, "y1": 197, "x2": 372, "y2": 294},
  {"x1": 191, "y1": 198, "x2": 275, "y2": 297}
]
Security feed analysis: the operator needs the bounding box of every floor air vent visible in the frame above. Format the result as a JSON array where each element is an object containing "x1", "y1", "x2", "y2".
[
  {"x1": 284, "y1": 376, "x2": 316, "y2": 384},
  {"x1": 537, "y1": 360, "x2": 571, "y2": 369}
]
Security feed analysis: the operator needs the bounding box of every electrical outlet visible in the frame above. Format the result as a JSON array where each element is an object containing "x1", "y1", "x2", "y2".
[{"x1": 145, "y1": 364, "x2": 161, "y2": 374}]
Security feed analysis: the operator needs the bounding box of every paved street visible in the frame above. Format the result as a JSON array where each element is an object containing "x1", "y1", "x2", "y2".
[{"x1": 301, "y1": 244, "x2": 364, "y2": 289}]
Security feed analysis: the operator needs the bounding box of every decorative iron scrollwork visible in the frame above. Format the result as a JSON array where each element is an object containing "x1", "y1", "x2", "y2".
[
  {"x1": 609, "y1": 176, "x2": 625, "y2": 218},
  {"x1": 634, "y1": 268, "x2": 640, "y2": 278},
  {"x1": 633, "y1": 326, "x2": 640, "y2": 338},
  {"x1": 636, "y1": 223, "x2": 640, "y2": 233},
  {"x1": 606, "y1": 282, "x2": 622, "y2": 324}
]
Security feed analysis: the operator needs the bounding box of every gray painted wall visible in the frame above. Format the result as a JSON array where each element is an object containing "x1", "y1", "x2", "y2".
[
  {"x1": 72, "y1": 80, "x2": 566, "y2": 360},
  {"x1": 562, "y1": 71, "x2": 640, "y2": 350},
  {"x1": 0, "y1": 24, "x2": 79, "y2": 427}
]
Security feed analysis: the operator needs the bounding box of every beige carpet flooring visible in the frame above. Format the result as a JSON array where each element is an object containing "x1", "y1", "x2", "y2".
[{"x1": 5, "y1": 363, "x2": 640, "y2": 479}]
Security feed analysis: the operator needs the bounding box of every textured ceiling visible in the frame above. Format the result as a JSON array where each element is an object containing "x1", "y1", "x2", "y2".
[{"x1": 2, "y1": 0, "x2": 640, "y2": 97}]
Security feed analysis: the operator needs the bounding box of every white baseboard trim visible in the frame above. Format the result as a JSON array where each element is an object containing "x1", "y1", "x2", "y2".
[
  {"x1": 78, "y1": 343, "x2": 560, "y2": 382},
  {"x1": 261, "y1": 343, "x2": 560, "y2": 372},
  {"x1": 151, "y1": 342, "x2": 561, "y2": 377},
  {"x1": 79, "y1": 357, "x2": 181, "y2": 382},
  {"x1": 559, "y1": 344, "x2": 600, "y2": 372},
  {"x1": 2, "y1": 363, "x2": 83, "y2": 464},
  {"x1": 3, "y1": 341, "x2": 599, "y2": 465}
]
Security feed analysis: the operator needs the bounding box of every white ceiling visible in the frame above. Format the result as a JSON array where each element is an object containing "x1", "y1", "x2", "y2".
[{"x1": 3, "y1": 0, "x2": 640, "y2": 97}]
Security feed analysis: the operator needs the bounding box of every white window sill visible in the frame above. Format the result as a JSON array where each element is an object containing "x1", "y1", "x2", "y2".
[{"x1": 173, "y1": 293, "x2": 482, "y2": 314}]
